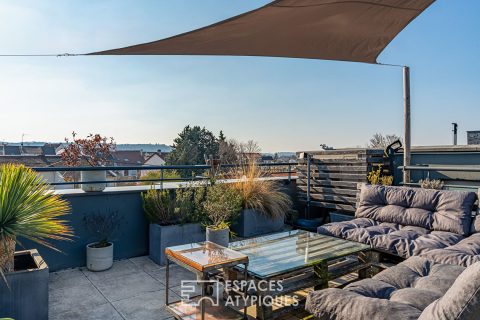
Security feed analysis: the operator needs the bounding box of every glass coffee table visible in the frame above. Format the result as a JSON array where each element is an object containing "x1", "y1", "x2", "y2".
[{"x1": 228, "y1": 230, "x2": 370, "y2": 320}]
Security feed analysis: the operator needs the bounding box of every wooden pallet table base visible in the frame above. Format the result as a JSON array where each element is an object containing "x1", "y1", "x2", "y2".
[{"x1": 227, "y1": 230, "x2": 370, "y2": 320}]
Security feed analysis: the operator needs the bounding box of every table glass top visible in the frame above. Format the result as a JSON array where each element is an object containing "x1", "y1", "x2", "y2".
[
  {"x1": 229, "y1": 230, "x2": 369, "y2": 278},
  {"x1": 165, "y1": 241, "x2": 248, "y2": 272}
]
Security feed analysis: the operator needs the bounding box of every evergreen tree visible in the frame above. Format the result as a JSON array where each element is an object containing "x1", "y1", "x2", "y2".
[
  {"x1": 218, "y1": 130, "x2": 226, "y2": 142},
  {"x1": 167, "y1": 125, "x2": 219, "y2": 177}
]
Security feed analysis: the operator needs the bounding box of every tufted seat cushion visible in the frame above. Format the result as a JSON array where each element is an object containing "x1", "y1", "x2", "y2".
[
  {"x1": 305, "y1": 256, "x2": 480, "y2": 320},
  {"x1": 418, "y1": 233, "x2": 480, "y2": 267},
  {"x1": 318, "y1": 218, "x2": 463, "y2": 258}
]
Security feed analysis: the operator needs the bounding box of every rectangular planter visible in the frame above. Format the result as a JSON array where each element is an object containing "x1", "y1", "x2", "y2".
[
  {"x1": 231, "y1": 209, "x2": 284, "y2": 238},
  {"x1": 149, "y1": 223, "x2": 205, "y2": 265},
  {"x1": 329, "y1": 211, "x2": 354, "y2": 222},
  {"x1": 0, "y1": 249, "x2": 49, "y2": 320}
]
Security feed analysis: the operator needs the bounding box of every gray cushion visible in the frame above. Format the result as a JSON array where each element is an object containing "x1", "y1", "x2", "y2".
[
  {"x1": 305, "y1": 257, "x2": 468, "y2": 320},
  {"x1": 305, "y1": 288, "x2": 422, "y2": 320},
  {"x1": 471, "y1": 215, "x2": 480, "y2": 234},
  {"x1": 419, "y1": 261, "x2": 480, "y2": 320},
  {"x1": 418, "y1": 233, "x2": 480, "y2": 267},
  {"x1": 356, "y1": 185, "x2": 476, "y2": 236},
  {"x1": 318, "y1": 218, "x2": 463, "y2": 258}
]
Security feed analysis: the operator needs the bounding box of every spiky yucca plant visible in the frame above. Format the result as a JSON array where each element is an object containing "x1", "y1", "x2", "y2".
[
  {"x1": 230, "y1": 162, "x2": 292, "y2": 218},
  {"x1": 0, "y1": 164, "x2": 72, "y2": 274}
]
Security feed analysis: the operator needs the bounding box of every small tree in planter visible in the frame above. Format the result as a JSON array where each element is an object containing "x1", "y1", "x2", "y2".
[
  {"x1": 61, "y1": 132, "x2": 115, "y2": 192},
  {"x1": 84, "y1": 210, "x2": 123, "y2": 271},
  {"x1": 0, "y1": 164, "x2": 72, "y2": 320},
  {"x1": 229, "y1": 162, "x2": 292, "y2": 237},
  {"x1": 142, "y1": 184, "x2": 207, "y2": 265},
  {"x1": 203, "y1": 183, "x2": 242, "y2": 247}
]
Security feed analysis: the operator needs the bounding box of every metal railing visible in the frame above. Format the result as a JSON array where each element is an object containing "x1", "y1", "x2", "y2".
[
  {"x1": 400, "y1": 165, "x2": 480, "y2": 190},
  {"x1": 32, "y1": 162, "x2": 298, "y2": 187}
]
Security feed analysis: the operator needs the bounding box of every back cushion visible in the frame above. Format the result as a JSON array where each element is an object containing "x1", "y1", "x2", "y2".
[
  {"x1": 471, "y1": 216, "x2": 480, "y2": 234},
  {"x1": 419, "y1": 261, "x2": 480, "y2": 320},
  {"x1": 356, "y1": 184, "x2": 477, "y2": 236}
]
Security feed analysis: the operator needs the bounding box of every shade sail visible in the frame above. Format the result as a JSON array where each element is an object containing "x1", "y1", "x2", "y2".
[{"x1": 90, "y1": 0, "x2": 434, "y2": 64}]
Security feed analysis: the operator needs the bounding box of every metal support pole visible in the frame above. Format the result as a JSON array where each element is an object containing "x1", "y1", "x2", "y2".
[
  {"x1": 403, "y1": 66, "x2": 411, "y2": 184},
  {"x1": 165, "y1": 258, "x2": 170, "y2": 306},
  {"x1": 287, "y1": 163, "x2": 291, "y2": 183},
  {"x1": 306, "y1": 154, "x2": 311, "y2": 218},
  {"x1": 452, "y1": 123, "x2": 458, "y2": 145}
]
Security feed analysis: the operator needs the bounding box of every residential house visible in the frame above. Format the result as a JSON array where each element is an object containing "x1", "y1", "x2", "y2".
[
  {"x1": 111, "y1": 150, "x2": 144, "y2": 178},
  {"x1": 0, "y1": 155, "x2": 71, "y2": 189},
  {"x1": 141, "y1": 152, "x2": 166, "y2": 176}
]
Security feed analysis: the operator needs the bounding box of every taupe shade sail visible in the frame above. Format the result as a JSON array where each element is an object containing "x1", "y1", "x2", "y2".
[{"x1": 90, "y1": 0, "x2": 434, "y2": 64}]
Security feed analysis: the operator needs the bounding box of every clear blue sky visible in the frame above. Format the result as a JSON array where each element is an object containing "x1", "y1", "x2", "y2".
[{"x1": 0, "y1": 0, "x2": 479, "y2": 152}]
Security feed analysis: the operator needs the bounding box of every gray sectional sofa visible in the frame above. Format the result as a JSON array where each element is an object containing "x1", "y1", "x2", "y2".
[
  {"x1": 306, "y1": 256, "x2": 480, "y2": 320},
  {"x1": 317, "y1": 184, "x2": 479, "y2": 266},
  {"x1": 306, "y1": 184, "x2": 480, "y2": 319}
]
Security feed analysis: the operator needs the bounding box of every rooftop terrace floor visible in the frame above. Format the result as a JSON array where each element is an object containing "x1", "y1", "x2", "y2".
[{"x1": 49, "y1": 256, "x2": 311, "y2": 320}]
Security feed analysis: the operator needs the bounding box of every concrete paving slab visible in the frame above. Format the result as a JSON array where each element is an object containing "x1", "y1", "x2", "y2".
[
  {"x1": 49, "y1": 268, "x2": 90, "y2": 290},
  {"x1": 49, "y1": 302, "x2": 124, "y2": 320},
  {"x1": 147, "y1": 265, "x2": 196, "y2": 287},
  {"x1": 94, "y1": 271, "x2": 165, "y2": 302},
  {"x1": 112, "y1": 289, "x2": 179, "y2": 320},
  {"x1": 49, "y1": 282, "x2": 108, "y2": 315},
  {"x1": 129, "y1": 256, "x2": 162, "y2": 272},
  {"x1": 82, "y1": 259, "x2": 139, "y2": 282}
]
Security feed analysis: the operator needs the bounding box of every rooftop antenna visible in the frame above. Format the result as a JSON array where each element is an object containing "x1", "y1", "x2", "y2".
[
  {"x1": 21, "y1": 133, "x2": 29, "y2": 154},
  {"x1": 452, "y1": 123, "x2": 458, "y2": 145}
]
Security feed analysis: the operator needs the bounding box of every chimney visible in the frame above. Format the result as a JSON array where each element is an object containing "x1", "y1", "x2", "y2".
[{"x1": 452, "y1": 123, "x2": 458, "y2": 145}]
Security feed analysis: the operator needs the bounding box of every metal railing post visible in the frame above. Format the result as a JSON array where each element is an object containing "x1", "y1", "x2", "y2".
[
  {"x1": 160, "y1": 168, "x2": 164, "y2": 189},
  {"x1": 288, "y1": 164, "x2": 291, "y2": 183}
]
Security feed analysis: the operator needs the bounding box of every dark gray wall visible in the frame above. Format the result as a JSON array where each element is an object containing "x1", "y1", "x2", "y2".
[
  {"x1": 393, "y1": 151, "x2": 480, "y2": 190},
  {"x1": 17, "y1": 190, "x2": 149, "y2": 272},
  {"x1": 16, "y1": 180, "x2": 297, "y2": 272}
]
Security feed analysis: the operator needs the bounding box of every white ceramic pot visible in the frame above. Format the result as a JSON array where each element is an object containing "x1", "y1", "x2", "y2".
[
  {"x1": 86, "y1": 242, "x2": 113, "y2": 271},
  {"x1": 81, "y1": 170, "x2": 107, "y2": 192}
]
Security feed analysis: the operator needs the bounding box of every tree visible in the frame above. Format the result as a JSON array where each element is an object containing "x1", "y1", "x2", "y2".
[
  {"x1": 368, "y1": 133, "x2": 402, "y2": 149},
  {"x1": 167, "y1": 125, "x2": 219, "y2": 177},
  {"x1": 218, "y1": 130, "x2": 226, "y2": 142},
  {"x1": 61, "y1": 132, "x2": 115, "y2": 167},
  {"x1": 219, "y1": 138, "x2": 239, "y2": 164}
]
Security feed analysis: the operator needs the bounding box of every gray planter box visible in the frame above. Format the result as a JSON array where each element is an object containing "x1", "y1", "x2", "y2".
[
  {"x1": 0, "y1": 249, "x2": 49, "y2": 320},
  {"x1": 329, "y1": 211, "x2": 354, "y2": 222},
  {"x1": 149, "y1": 223, "x2": 205, "y2": 265},
  {"x1": 231, "y1": 209, "x2": 284, "y2": 238},
  {"x1": 206, "y1": 227, "x2": 229, "y2": 247}
]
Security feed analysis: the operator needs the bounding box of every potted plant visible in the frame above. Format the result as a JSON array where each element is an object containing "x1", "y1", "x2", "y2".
[
  {"x1": 61, "y1": 132, "x2": 115, "y2": 192},
  {"x1": 84, "y1": 210, "x2": 122, "y2": 271},
  {"x1": 142, "y1": 184, "x2": 207, "y2": 265},
  {"x1": 203, "y1": 183, "x2": 242, "y2": 247},
  {"x1": 367, "y1": 165, "x2": 393, "y2": 186},
  {"x1": 0, "y1": 164, "x2": 72, "y2": 320},
  {"x1": 229, "y1": 162, "x2": 292, "y2": 237}
]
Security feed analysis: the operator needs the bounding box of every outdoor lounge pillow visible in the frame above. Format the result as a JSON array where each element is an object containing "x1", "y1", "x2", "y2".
[
  {"x1": 356, "y1": 184, "x2": 477, "y2": 236},
  {"x1": 418, "y1": 261, "x2": 480, "y2": 320},
  {"x1": 471, "y1": 215, "x2": 480, "y2": 234}
]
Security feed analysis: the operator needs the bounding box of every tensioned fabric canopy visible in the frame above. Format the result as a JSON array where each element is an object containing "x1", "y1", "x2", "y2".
[{"x1": 91, "y1": 0, "x2": 434, "y2": 64}]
